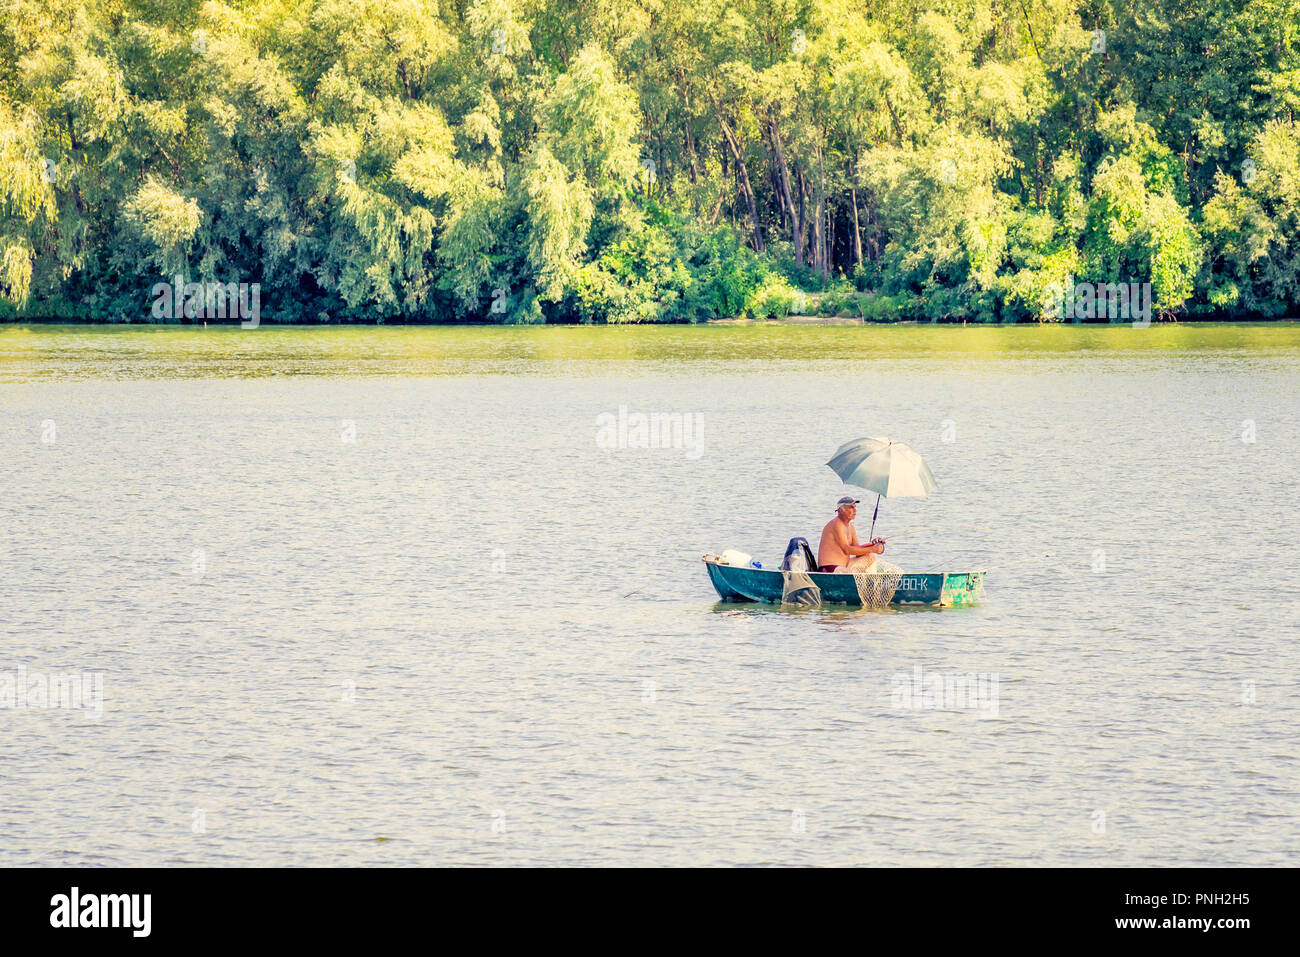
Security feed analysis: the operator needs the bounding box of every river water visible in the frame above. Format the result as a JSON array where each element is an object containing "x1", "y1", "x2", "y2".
[{"x1": 1, "y1": 323, "x2": 1297, "y2": 866}]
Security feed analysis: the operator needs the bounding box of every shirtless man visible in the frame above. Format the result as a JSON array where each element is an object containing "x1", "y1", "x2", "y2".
[{"x1": 817, "y1": 496, "x2": 885, "y2": 572}]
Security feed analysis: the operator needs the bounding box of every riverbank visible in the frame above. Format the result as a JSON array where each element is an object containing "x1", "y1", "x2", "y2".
[
  {"x1": 706, "y1": 315, "x2": 1300, "y2": 326},
  {"x1": 6, "y1": 313, "x2": 1300, "y2": 327},
  {"x1": 4, "y1": 321, "x2": 1300, "y2": 383}
]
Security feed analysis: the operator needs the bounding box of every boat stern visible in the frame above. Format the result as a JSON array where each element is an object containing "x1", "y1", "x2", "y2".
[{"x1": 939, "y1": 570, "x2": 986, "y2": 606}]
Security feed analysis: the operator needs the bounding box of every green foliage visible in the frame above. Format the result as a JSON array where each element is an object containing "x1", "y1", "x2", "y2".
[
  {"x1": 746, "y1": 272, "x2": 801, "y2": 319},
  {"x1": 1200, "y1": 120, "x2": 1300, "y2": 316},
  {"x1": 122, "y1": 176, "x2": 203, "y2": 277},
  {"x1": 574, "y1": 222, "x2": 691, "y2": 323},
  {"x1": 1, "y1": 0, "x2": 1298, "y2": 322}
]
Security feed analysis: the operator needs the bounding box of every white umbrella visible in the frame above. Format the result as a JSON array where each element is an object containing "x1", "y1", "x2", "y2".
[{"x1": 826, "y1": 436, "x2": 937, "y2": 538}]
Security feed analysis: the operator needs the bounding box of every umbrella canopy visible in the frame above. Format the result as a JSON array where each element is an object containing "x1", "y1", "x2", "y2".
[
  {"x1": 826, "y1": 437, "x2": 937, "y2": 539},
  {"x1": 827, "y1": 437, "x2": 937, "y2": 498}
]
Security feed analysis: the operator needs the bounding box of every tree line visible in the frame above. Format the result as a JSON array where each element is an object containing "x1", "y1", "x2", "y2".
[{"x1": 1, "y1": 0, "x2": 1297, "y2": 323}]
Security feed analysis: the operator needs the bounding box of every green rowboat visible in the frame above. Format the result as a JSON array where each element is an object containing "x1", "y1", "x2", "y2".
[{"x1": 703, "y1": 556, "x2": 985, "y2": 607}]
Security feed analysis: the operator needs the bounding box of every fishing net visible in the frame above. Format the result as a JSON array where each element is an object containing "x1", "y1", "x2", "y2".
[
  {"x1": 849, "y1": 557, "x2": 903, "y2": 609},
  {"x1": 781, "y1": 537, "x2": 821, "y2": 607}
]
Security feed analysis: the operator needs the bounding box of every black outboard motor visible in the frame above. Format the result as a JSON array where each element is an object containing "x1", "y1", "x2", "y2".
[
  {"x1": 781, "y1": 537, "x2": 818, "y2": 572},
  {"x1": 780, "y1": 537, "x2": 821, "y2": 606}
]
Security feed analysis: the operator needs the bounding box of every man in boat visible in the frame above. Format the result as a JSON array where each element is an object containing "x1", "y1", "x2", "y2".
[{"x1": 817, "y1": 496, "x2": 886, "y2": 572}]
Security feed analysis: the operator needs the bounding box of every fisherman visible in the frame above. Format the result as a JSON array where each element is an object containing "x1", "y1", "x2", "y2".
[{"x1": 817, "y1": 496, "x2": 886, "y2": 572}]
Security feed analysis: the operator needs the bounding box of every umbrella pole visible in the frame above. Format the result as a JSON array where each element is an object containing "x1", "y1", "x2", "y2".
[{"x1": 868, "y1": 494, "x2": 881, "y2": 540}]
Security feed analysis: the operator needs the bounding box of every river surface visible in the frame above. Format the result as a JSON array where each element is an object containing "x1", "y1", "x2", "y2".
[{"x1": 1, "y1": 322, "x2": 1297, "y2": 866}]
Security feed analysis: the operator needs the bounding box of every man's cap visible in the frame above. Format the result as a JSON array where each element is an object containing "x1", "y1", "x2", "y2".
[{"x1": 835, "y1": 495, "x2": 860, "y2": 510}]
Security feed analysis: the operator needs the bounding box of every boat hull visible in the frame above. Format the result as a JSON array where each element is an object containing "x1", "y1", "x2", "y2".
[{"x1": 704, "y1": 558, "x2": 984, "y2": 607}]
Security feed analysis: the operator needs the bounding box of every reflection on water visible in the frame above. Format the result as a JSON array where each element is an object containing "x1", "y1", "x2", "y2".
[
  {"x1": 2, "y1": 321, "x2": 1300, "y2": 379},
  {"x1": 0, "y1": 324, "x2": 1297, "y2": 866}
]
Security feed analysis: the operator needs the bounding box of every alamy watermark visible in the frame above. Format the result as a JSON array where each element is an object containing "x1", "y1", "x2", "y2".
[
  {"x1": 0, "y1": 666, "x2": 103, "y2": 721},
  {"x1": 1043, "y1": 277, "x2": 1151, "y2": 327},
  {"x1": 596, "y1": 405, "x2": 705, "y2": 459},
  {"x1": 891, "y1": 665, "x2": 999, "y2": 719},
  {"x1": 50, "y1": 887, "x2": 150, "y2": 937},
  {"x1": 150, "y1": 275, "x2": 261, "y2": 327}
]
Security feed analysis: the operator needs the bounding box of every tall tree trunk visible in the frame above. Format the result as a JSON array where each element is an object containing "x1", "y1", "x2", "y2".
[
  {"x1": 765, "y1": 131, "x2": 786, "y2": 227},
  {"x1": 828, "y1": 203, "x2": 835, "y2": 276},
  {"x1": 817, "y1": 144, "x2": 829, "y2": 280},
  {"x1": 679, "y1": 72, "x2": 700, "y2": 185},
  {"x1": 657, "y1": 134, "x2": 664, "y2": 196},
  {"x1": 708, "y1": 92, "x2": 764, "y2": 252},
  {"x1": 851, "y1": 184, "x2": 863, "y2": 265},
  {"x1": 768, "y1": 113, "x2": 804, "y2": 265},
  {"x1": 813, "y1": 205, "x2": 824, "y2": 277},
  {"x1": 684, "y1": 118, "x2": 699, "y2": 185},
  {"x1": 797, "y1": 167, "x2": 808, "y2": 262}
]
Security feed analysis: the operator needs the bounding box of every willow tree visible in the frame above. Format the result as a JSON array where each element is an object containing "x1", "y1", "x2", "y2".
[
  {"x1": 302, "y1": 0, "x2": 462, "y2": 319},
  {"x1": 0, "y1": 101, "x2": 55, "y2": 306}
]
